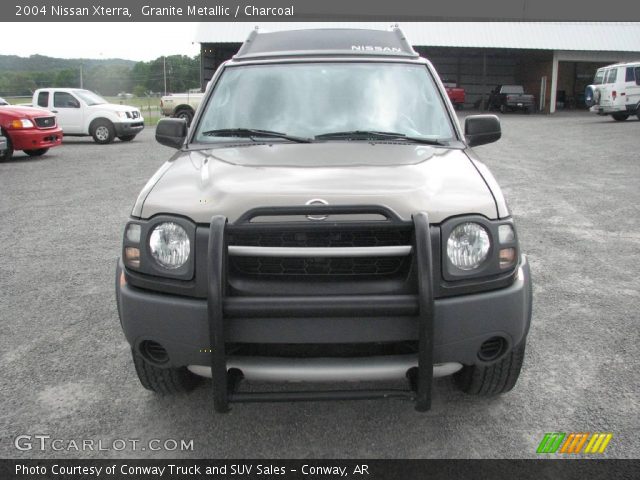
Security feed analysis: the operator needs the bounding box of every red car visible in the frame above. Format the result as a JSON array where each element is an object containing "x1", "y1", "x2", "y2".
[
  {"x1": 0, "y1": 104, "x2": 63, "y2": 161},
  {"x1": 442, "y1": 80, "x2": 466, "y2": 110}
]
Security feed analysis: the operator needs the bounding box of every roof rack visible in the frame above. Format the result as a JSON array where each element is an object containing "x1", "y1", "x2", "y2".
[{"x1": 233, "y1": 27, "x2": 418, "y2": 61}]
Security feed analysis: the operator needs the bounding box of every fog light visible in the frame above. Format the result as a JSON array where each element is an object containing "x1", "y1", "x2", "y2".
[
  {"x1": 124, "y1": 247, "x2": 141, "y2": 268},
  {"x1": 499, "y1": 247, "x2": 516, "y2": 268}
]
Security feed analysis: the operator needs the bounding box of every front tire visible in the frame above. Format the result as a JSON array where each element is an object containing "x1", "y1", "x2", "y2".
[
  {"x1": 454, "y1": 342, "x2": 526, "y2": 396},
  {"x1": 132, "y1": 350, "x2": 200, "y2": 394},
  {"x1": 91, "y1": 120, "x2": 115, "y2": 144},
  {"x1": 612, "y1": 113, "x2": 629, "y2": 121},
  {"x1": 0, "y1": 134, "x2": 13, "y2": 162},
  {"x1": 24, "y1": 148, "x2": 49, "y2": 157}
]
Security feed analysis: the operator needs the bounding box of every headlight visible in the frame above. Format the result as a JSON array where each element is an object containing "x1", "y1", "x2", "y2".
[
  {"x1": 447, "y1": 222, "x2": 491, "y2": 270},
  {"x1": 116, "y1": 111, "x2": 127, "y2": 119},
  {"x1": 149, "y1": 222, "x2": 190, "y2": 269},
  {"x1": 10, "y1": 119, "x2": 34, "y2": 129}
]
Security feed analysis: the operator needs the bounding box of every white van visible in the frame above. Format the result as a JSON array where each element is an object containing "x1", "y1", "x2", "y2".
[{"x1": 585, "y1": 61, "x2": 640, "y2": 121}]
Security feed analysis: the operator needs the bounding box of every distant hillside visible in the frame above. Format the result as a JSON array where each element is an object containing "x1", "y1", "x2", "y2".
[
  {"x1": 0, "y1": 53, "x2": 199, "y2": 97},
  {"x1": 0, "y1": 54, "x2": 136, "y2": 73}
]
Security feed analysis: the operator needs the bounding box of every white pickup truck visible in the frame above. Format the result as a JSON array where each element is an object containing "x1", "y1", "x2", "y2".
[
  {"x1": 159, "y1": 91, "x2": 203, "y2": 127},
  {"x1": 33, "y1": 88, "x2": 144, "y2": 144}
]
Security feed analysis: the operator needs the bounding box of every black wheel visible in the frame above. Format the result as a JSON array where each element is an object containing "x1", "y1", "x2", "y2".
[
  {"x1": 175, "y1": 108, "x2": 194, "y2": 127},
  {"x1": 0, "y1": 134, "x2": 13, "y2": 162},
  {"x1": 118, "y1": 135, "x2": 136, "y2": 142},
  {"x1": 611, "y1": 113, "x2": 629, "y2": 121},
  {"x1": 91, "y1": 120, "x2": 115, "y2": 144},
  {"x1": 132, "y1": 349, "x2": 201, "y2": 394},
  {"x1": 499, "y1": 104, "x2": 507, "y2": 114},
  {"x1": 24, "y1": 148, "x2": 49, "y2": 157},
  {"x1": 454, "y1": 342, "x2": 526, "y2": 396}
]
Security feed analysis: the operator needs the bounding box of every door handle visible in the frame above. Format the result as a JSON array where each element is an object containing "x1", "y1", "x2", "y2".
[{"x1": 52, "y1": 110, "x2": 58, "y2": 113}]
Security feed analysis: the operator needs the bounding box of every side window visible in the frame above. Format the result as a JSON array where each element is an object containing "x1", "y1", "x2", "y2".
[
  {"x1": 37, "y1": 91, "x2": 49, "y2": 108},
  {"x1": 54, "y1": 92, "x2": 80, "y2": 108},
  {"x1": 625, "y1": 67, "x2": 635, "y2": 82},
  {"x1": 635, "y1": 67, "x2": 640, "y2": 86},
  {"x1": 605, "y1": 68, "x2": 617, "y2": 84}
]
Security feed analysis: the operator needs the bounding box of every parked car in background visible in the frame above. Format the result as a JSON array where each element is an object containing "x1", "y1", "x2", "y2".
[
  {"x1": 0, "y1": 104, "x2": 63, "y2": 161},
  {"x1": 33, "y1": 88, "x2": 144, "y2": 144},
  {"x1": 488, "y1": 85, "x2": 535, "y2": 113},
  {"x1": 585, "y1": 61, "x2": 640, "y2": 121},
  {"x1": 160, "y1": 90, "x2": 204, "y2": 127},
  {"x1": 442, "y1": 80, "x2": 465, "y2": 110}
]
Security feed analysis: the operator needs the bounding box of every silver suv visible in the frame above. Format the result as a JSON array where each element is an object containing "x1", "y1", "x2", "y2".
[{"x1": 116, "y1": 28, "x2": 532, "y2": 413}]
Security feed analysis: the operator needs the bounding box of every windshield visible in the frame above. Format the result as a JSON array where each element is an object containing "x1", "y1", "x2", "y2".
[
  {"x1": 73, "y1": 89, "x2": 107, "y2": 106},
  {"x1": 500, "y1": 85, "x2": 524, "y2": 94},
  {"x1": 593, "y1": 70, "x2": 605, "y2": 85},
  {"x1": 195, "y1": 63, "x2": 455, "y2": 143}
]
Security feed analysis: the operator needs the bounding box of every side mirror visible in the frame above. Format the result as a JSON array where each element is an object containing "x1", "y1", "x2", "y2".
[
  {"x1": 464, "y1": 115, "x2": 501, "y2": 147},
  {"x1": 156, "y1": 118, "x2": 187, "y2": 149}
]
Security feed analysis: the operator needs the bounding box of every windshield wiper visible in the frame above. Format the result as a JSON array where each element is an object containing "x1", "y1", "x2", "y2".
[
  {"x1": 315, "y1": 130, "x2": 447, "y2": 146},
  {"x1": 201, "y1": 128, "x2": 312, "y2": 143}
]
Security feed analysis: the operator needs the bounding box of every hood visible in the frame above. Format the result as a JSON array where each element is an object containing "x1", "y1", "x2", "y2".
[
  {"x1": 0, "y1": 105, "x2": 53, "y2": 119},
  {"x1": 138, "y1": 143, "x2": 498, "y2": 225},
  {"x1": 88, "y1": 103, "x2": 138, "y2": 113}
]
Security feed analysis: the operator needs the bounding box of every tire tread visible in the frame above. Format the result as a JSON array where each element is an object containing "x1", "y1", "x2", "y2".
[
  {"x1": 455, "y1": 343, "x2": 526, "y2": 396},
  {"x1": 132, "y1": 350, "x2": 200, "y2": 394}
]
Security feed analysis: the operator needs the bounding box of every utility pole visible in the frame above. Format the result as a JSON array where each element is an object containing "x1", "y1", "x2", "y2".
[{"x1": 163, "y1": 56, "x2": 167, "y2": 95}]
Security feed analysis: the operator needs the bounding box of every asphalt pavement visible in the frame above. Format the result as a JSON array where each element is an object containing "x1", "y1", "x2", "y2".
[{"x1": 1, "y1": 112, "x2": 638, "y2": 459}]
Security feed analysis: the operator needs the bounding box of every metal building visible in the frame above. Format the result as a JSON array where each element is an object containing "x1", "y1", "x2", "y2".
[{"x1": 195, "y1": 22, "x2": 640, "y2": 113}]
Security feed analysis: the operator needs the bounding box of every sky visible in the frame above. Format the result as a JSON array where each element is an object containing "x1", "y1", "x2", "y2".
[{"x1": 0, "y1": 23, "x2": 201, "y2": 61}]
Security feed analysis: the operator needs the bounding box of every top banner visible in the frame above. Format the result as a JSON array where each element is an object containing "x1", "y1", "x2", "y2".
[{"x1": 6, "y1": 0, "x2": 640, "y2": 22}]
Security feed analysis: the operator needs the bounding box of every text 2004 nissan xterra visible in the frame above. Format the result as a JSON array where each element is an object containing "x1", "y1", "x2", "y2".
[{"x1": 116, "y1": 28, "x2": 532, "y2": 412}]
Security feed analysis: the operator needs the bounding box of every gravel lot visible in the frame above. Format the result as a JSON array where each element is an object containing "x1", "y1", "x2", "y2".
[{"x1": 1, "y1": 112, "x2": 638, "y2": 459}]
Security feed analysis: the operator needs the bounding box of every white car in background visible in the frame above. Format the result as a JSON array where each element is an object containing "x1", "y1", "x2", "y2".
[{"x1": 32, "y1": 88, "x2": 144, "y2": 143}]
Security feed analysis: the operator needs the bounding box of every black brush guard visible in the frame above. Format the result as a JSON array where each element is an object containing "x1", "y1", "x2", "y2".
[{"x1": 206, "y1": 205, "x2": 434, "y2": 412}]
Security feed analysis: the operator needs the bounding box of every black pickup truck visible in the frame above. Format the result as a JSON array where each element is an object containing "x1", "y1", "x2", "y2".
[{"x1": 488, "y1": 85, "x2": 535, "y2": 113}]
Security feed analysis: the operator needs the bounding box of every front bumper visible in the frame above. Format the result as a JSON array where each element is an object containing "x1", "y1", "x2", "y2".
[
  {"x1": 8, "y1": 127, "x2": 63, "y2": 151},
  {"x1": 113, "y1": 121, "x2": 144, "y2": 137},
  {"x1": 117, "y1": 208, "x2": 532, "y2": 411},
  {"x1": 117, "y1": 256, "x2": 531, "y2": 368}
]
